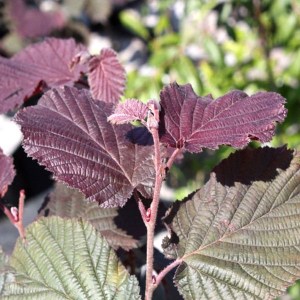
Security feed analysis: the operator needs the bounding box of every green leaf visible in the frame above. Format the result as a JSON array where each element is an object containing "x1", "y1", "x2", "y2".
[
  {"x1": 38, "y1": 183, "x2": 138, "y2": 250},
  {"x1": 119, "y1": 10, "x2": 149, "y2": 40},
  {"x1": 3, "y1": 217, "x2": 141, "y2": 299},
  {"x1": 163, "y1": 147, "x2": 300, "y2": 299}
]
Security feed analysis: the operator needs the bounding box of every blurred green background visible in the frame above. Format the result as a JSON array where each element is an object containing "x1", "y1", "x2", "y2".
[{"x1": 1, "y1": 0, "x2": 300, "y2": 298}]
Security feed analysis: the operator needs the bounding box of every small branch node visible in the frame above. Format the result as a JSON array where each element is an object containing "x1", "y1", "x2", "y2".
[{"x1": 146, "y1": 208, "x2": 151, "y2": 222}]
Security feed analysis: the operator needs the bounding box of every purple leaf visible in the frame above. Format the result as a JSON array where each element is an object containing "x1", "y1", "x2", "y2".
[
  {"x1": 14, "y1": 86, "x2": 154, "y2": 207},
  {"x1": 0, "y1": 149, "x2": 15, "y2": 197},
  {"x1": 108, "y1": 99, "x2": 148, "y2": 125},
  {"x1": 0, "y1": 38, "x2": 88, "y2": 113},
  {"x1": 8, "y1": 0, "x2": 65, "y2": 38},
  {"x1": 88, "y1": 48, "x2": 126, "y2": 103},
  {"x1": 159, "y1": 82, "x2": 287, "y2": 152}
]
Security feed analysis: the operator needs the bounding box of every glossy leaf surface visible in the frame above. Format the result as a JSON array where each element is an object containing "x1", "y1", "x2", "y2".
[
  {"x1": 163, "y1": 147, "x2": 300, "y2": 299},
  {"x1": 0, "y1": 38, "x2": 87, "y2": 113},
  {"x1": 0, "y1": 149, "x2": 15, "y2": 196},
  {"x1": 15, "y1": 86, "x2": 154, "y2": 207},
  {"x1": 159, "y1": 83, "x2": 287, "y2": 152},
  {"x1": 39, "y1": 183, "x2": 138, "y2": 250},
  {"x1": 88, "y1": 48, "x2": 126, "y2": 103},
  {"x1": 3, "y1": 217, "x2": 141, "y2": 299}
]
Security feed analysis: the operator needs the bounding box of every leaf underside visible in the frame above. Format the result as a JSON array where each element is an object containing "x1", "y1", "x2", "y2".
[
  {"x1": 163, "y1": 146, "x2": 300, "y2": 299},
  {"x1": 159, "y1": 82, "x2": 287, "y2": 152},
  {"x1": 14, "y1": 86, "x2": 154, "y2": 207},
  {"x1": 88, "y1": 48, "x2": 126, "y2": 103},
  {"x1": 3, "y1": 217, "x2": 141, "y2": 299},
  {"x1": 0, "y1": 149, "x2": 15, "y2": 196},
  {"x1": 0, "y1": 38, "x2": 87, "y2": 113},
  {"x1": 39, "y1": 182, "x2": 138, "y2": 250}
]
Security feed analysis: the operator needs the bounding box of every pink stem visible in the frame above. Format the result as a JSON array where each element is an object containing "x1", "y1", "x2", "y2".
[
  {"x1": 145, "y1": 126, "x2": 163, "y2": 300},
  {"x1": 153, "y1": 258, "x2": 183, "y2": 289},
  {"x1": 166, "y1": 148, "x2": 182, "y2": 171},
  {"x1": 0, "y1": 190, "x2": 26, "y2": 242}
]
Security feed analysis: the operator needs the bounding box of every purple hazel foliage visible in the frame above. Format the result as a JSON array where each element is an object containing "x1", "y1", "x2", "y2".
[
  {"x1": 0, "y1": 148, "x2": 15, "y2": 197},
  {"x1": 14, "y1": 86, "x2": 155, "y2": 207},
  {"x1": 0, "y1": 38, "x2": 126, "y2": 114},
  {"x1": 108, "y1": 99, "x2": 148, "y2": 125},
  {"x1": 159, "y1": 82, "x2": 287, "y2": 152},
  {"x1": 2, "y1": 37, "x2": 295, "y2": 299},
  {"x1": 0, "y1": 38, "x2": 87, "y2": 113},
  {"x1": 108, "y1": 82, "x2": 286, "y2": 153},
  {"x1": 88, "y1": 48, "x2": 126, "y2": 103}
]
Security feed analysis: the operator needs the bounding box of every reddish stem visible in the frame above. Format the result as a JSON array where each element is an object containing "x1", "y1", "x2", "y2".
[
  {"x1": 153, "y1": 258, "x2": 183, "y2": 289},
  {"x1": 145, "y1": 126, "x2": 163, "y2": 300},
  {"x1": 166, "y1": 148, "x2": 182, "y2": 171},
  {"x1": 143, "y1": 107, "x2": 182, "y2": 299},
  {"x1": 0, "y1": 190, "x2": 26, "y2": 242}
]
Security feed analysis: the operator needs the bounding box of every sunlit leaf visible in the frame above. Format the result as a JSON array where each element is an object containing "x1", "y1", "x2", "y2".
[
  {"x1": 163, "y1": 147, "x2": 300, "y2": 299},
  {"x1": 88, "y1": 48, "x2": 126, "y2": 104},
  {"x1": 14, "y1": 86, "x2": 154, "y2": 207},
  {"x1": 159, "y1": 82, "x2": 287, "y2": 152},
  {"x1": 108, "y1": 99, "x2": 148, "y2": 125},
  {"x1": 0, "y1": 38, "x2": 87, "y2": 113},
  {"x1": 3, "y1": 217, "x2": 141, "y2": 299}
]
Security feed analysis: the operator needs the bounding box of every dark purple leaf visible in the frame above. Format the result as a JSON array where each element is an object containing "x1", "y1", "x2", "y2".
[
  {"x1": 0, "y1": 149, "x2": 15, "y2": 197},
  {"x1": 14, "y1": 86, "x2": 155, "y2": 207},
  {"x1": 8, "y1": 0, "x2": 65, "y2": 38},
  {"x1": 0, "y1": 38, "x2": 88, "y2": 113},
  {"x1": 38, "y1": 183, "x2": 138, "y2": 250},
  {"x1": 159, "y1": 82, "x2": 287, "y2": 152},
  {"x1": 88, "y1": 48, "x2": 126, "y2": 103},
  {"x1": 126, "y1": 127, "x2": 153, "y2": 146},
  {"x1": 108, "y1": 99, "x2": 148, "y2": 125}
]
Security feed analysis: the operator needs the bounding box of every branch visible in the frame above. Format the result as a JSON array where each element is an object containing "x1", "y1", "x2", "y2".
[
  {"x1": 153, "y1": 258, "x2": 183, "y2": 289},
  {"x1": 145, "y1": 126, "x2": 163, "y2": 300},
  {"x1": 0, "y1": 189, "x2": 26, "y2": 242},
  {"x1": 166, "y1": 148, "x2": 182, "y2": 171}
]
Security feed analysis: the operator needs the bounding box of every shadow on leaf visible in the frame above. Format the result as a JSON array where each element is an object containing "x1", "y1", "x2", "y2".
[{"x1": 213, "y1": 146, "x2": 293, "y2": 186}]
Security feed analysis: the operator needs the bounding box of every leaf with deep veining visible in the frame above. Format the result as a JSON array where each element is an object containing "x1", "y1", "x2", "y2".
[
  {"x1": 108, "y1": 99, "x2": 148, "y2": 125},
  {"x1": 163, "y1": 147, "x2": 300, "y2": 299},
  {"x1": 88, "y1": 48, "x2": 126, "y2": 103},
  {"x1": 14, "y1": 86, "x2": 154, "y2": 207},
  {"x1": 0, "y1": 38, "x2": 87, "y2": 113},
  {"x1": 159, "y1": 82, "x2": 287, "y2": 152},
  {"x1": 3, "y1": 217, "x2": 141, "y2": 299},
  {"x1": 39, "y1": 183, "x2": 138, "y2": 250}
]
